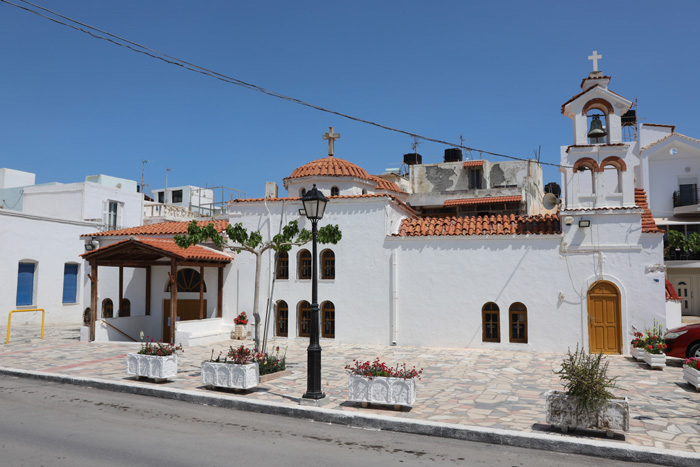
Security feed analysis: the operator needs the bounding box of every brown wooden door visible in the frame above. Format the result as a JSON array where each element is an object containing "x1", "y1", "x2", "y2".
[
  {"x1": 587, "y1": 281, "x2": 621, "y2": 354},
  {"x1": 163, "y1": 299, "x2": 207, "y2": 342}
]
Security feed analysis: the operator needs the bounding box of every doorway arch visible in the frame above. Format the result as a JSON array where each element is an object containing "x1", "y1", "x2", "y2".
[{"x1": 587, "y1": 281, "x2": 621, "y2": 354}]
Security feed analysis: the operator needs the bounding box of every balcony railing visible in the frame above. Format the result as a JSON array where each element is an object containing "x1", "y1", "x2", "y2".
[
  {"x1": 665, "y1": 249, "x2": 700, "y2": 262},
  {"x1": 673, "y1": 185, "x2": 699, "y2": 207}
]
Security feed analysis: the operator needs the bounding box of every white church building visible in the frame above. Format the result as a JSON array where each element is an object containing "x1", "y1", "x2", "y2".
[{"x1": 79, "y1": 55, "x2": 680, "y2": 354}]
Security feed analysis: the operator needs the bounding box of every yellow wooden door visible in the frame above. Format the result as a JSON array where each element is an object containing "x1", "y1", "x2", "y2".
[{"x1": 587, "y1": 281, "x2": 621, "y2": 354}]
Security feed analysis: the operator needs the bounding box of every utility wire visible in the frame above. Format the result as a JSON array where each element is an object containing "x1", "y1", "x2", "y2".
[{"x1": 5, "y1": 0, "x2": 571, "y2": 169}]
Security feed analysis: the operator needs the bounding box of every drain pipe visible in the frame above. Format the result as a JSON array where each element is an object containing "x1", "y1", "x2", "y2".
[{"x1": 390, "y1": 249, "x2": 398, "y2": 345}]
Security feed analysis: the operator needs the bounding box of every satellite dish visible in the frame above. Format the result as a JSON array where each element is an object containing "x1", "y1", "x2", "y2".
[{"x1": 543, "y1": 192, "x2": 559, "y2": 210}]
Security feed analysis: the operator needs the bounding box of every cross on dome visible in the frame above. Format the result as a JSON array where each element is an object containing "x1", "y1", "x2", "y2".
[
  {"x1": 323, "y1": 127, "x2": 340, "y2": 156},
  {"x1": 588, "y1": 50, "x2": 602, "y2": 72}
]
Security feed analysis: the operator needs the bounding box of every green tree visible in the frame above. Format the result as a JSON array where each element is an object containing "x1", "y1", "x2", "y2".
[{"x1": 174, "y1": 220, "x2": 341, "y2": 350}]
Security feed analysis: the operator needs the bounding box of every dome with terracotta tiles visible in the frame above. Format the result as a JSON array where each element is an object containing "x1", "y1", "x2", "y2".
[{"x1": 285, "y1": 156, "x2": 373, "y2": 182}]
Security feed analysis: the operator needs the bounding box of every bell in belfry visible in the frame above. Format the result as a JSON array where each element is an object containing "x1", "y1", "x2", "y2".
[{"x1": 587, "y1": 114, "x2": 607, "y2": 139}]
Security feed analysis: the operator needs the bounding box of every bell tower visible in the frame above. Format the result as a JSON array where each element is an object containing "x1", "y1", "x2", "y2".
[{"x1": 560, "y1": 52, "x2": 637, "y2": 210}]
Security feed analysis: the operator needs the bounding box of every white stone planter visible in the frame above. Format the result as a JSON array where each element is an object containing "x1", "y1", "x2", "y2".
[
  {"x1": 233, "y1": 324, "x2": 247, "y2": 340},
  {"x1": 643, "y1": 351, "x2": 666, "y2": 370},
  {"x1": 201, "y1": 361, "x2": 259, "y2": 390},
  {"x1": 126, "y1": 353, "x2": 178, "y2": 381},
  {"x1": 630, "y1": 346, "x2": 645, "y2": 361},
  {"x1": 545, "y1": 390, "x2": 629, "y2": 437},
  {"x1": 348, "y1": 374, "x2": 416, "y2": 408},
  {"x1": 683, "y1": 366, "x2": 700, "y2": 391}
]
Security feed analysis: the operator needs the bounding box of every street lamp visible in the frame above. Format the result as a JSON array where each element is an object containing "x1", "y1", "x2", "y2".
[{"x1": 300, "y1": 184, "x2": 328, "y2": 404}]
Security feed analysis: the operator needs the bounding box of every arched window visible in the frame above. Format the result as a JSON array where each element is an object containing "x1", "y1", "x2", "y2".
[
  {"x1": 166, "y1": 268, "x2": 206, "y2": 292},
  {"x1": 298, "y1": 301, "x2": 311, "y2": 337},
  {"x1": 601, "y1": 157, "x2": 626, "y2": 195},
  {"x1": 300, "y1": 188, "x2": 306, "y2": 197},
  {"x1": 16, "y1": 261, "x2": 37, "y2": 307},
  {"x1": 482, "y1": 302, "x2": 500, "y2": 343},
  {"x1": 102, "y1": 298, "x2": 114, "y2": 318},
  {"x1": 276, "y1": 252, "x2": 289, "y2": 280},
  {"x1": 276, "y1": 300, "x2": 288, "y2": 337},
  {"x1": 119, "y1": 298, "x2": 131, "y2": 318},
  {"x1": 298, "y1": 249, "x2": 311, "y2": 280},
  {"x1": 321, "y1": 301, "x2": 335, "y2": 338},
  {"x1": 509, "y1": 302, "x2": 527, "y2": 343},
  {"x1": 331, "y1": 186, "x2": 340, "y2": 196},
  {"x1": 321, "y1": 249, "x2": 335, "y2": 280},
  {"x1": 573, "y1": 158, "x2": 598, "y2": 195},
  {"x1": 62, "y1": 263, "x2": 79, "y2": 304}
]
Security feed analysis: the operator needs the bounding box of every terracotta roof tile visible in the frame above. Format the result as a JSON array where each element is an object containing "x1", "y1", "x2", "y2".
[
  {"x1": 396, "y1": 213, "x2": 560, "y2": 237},
  {"x1": 82, "y1": 237, "x2": 232, "y2": 262},
  {"x1": 370, "y1": 175, "x2": 404, "y2": 194},
  {"x1": 82, "y1": 220, "x2": 230, "y2": 238},
  {"x1": 285, "y1": 156, "x2": 373, "y2": 182},
  {"x1": 635, "y1": 188, "x2": 662, "y2": 233},
  {"x1": 665, "y1": 279, "x2": 681, "y2": 302},
  {"x1": 444, "y1": 196, "x2": 521, "y2": 207},
  {"x1": 463, "y1": 160, "x2": 485, "y2": 168}
]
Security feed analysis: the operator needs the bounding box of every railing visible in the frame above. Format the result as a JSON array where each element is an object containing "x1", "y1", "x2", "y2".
[
  {"x1": 100, "y1": 320, "x2": 138, "y2": 342},
  {"x1": 6, "y1": 308, "x2": 45, "y2": 344},
  {"x1": 673, "y1": 185, "x2": 699, "y2": 207},
  {"x1": 665, "y1": 249, "x2": 700, "y2": 262},
  {"x1": 143, "y1": 203, "x2": 199, "y2": 220}
]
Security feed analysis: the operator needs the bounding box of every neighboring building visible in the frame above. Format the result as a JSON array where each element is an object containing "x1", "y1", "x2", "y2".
[
  {"x1": 637, "y1": 123, "x2": 700, "y2": 319},
  {"x1": 0, "y1": 169, "x2": 144, "y2": 326}
]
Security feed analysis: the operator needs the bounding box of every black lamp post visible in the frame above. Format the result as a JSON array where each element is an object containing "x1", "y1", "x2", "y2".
[{"x1": 301, "y1": 184, "x2": 328, "y2": 402}]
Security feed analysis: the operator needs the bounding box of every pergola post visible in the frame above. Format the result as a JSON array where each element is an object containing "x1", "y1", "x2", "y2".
[
  {"x1": 89, "y1": 259, "x2": 98, "y2": 341},
  {"x1": 170, "y1": 258, "x2": 177, "y2": 344}
]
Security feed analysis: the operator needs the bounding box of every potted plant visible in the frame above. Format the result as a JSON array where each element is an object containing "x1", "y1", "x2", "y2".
[
  {"x1": 546, "y1": 345, "x2": 628, "y2": 437},
  {"x1": 683, "y1": 357, "x2": 700, "y2": 391},
  {"x1": 202, "y1": 345, "x2": 259, "y2": 390},
  {"x1": 642, "y1": 322, "x2": 667, "y2": 370},
  {"x1": 233, "y1": 312, "x2": 248, "y2": 340},
  {"x1": 255, "y1": 345, "x2": 288, "y2": 381},
  {"x1": 345, "y1": 358, "x2": 423, "y2": 410},
  {"x1": 126, "y1": 332, "x2": 184, "y2": 382},
  {"x1": 630, "y1": 331, "x2": 646, "y2": 361}
]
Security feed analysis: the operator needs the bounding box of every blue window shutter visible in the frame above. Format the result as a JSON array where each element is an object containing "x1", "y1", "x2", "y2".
[
  {"x1": 16, "y1": 263, "x2": 35, "y2": 306},
  {"x1": 62, "y1": 264, "x2": 79, "y2": 304}
]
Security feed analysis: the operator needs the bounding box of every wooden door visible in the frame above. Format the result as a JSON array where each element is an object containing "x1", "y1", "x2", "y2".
[
  {"x1": 587, "y1": 281, "x2": 621, "y2": 354},
  {"x1": 162, "y1": 299, "x2": 207, "y2": 342}
]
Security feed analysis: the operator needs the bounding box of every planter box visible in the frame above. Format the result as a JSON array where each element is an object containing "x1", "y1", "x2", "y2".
[
  {"x1": 545, "y1": 390, "x2": 629, "y2": 436},
  {"x1": 643, "y1": 351, "x2": 666, "y2": 370},
  {"x1": 683, "y1": 366, "x2": 700, "y2": 391},
  {"x1": 126, "y1": 353, "x2": 178, "y2": 381},
  {"x1": 348, "y1": 374, "x2": 416, "y2": 408},
  {"x1": 201, "y1": 361, "x2": 259, "y2": 390},
  {"x1": 630, "y1": 347, "x2": 645, "y2": 361},
  {"x1": 233, "y1": 324, "x2": 247, "y2": 340}
]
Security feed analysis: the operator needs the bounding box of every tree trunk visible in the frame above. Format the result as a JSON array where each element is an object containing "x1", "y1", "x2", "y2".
[{"x1": 253, "y1": 251, "x2": 262, "y2": 350}]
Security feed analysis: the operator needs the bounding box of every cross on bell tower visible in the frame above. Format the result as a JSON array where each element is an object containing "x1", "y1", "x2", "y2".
[
  {"x1": 588, "y1": 50, "x2": 602, "y2": 72},
  {"x1": 323, "y1": 127, "x2": 340, "y2": 156}
]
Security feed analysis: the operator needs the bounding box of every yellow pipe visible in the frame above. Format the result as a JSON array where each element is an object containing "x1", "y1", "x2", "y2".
[{"x1": 6, "y1": 309, "x2": 45, "y2": 344}]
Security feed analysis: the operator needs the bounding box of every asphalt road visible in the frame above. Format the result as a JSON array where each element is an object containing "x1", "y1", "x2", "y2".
[{"x1": 0, "y1": 375, "x2": 653, "y2": 467}]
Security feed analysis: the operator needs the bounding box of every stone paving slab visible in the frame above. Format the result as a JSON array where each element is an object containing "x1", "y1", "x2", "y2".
[{"x1": 2, "y1": 324, "x2": 700, "y2": 459}]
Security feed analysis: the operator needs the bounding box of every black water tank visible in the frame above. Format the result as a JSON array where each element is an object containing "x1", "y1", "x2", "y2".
[
  {"x1": 404, "y1": 153, "x2": 422, "y2": 165},
  {"x1": 621, "y1": 109, "x2": 636, "y2": 127},
  {"x1": 444, "y1": 148, "x2": 463, "y2": 162},
  {"x1": 545, "y1": 182, "x2": 561, "y2": 198}
]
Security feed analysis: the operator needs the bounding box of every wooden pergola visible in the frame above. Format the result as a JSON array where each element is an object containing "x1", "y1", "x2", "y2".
[{"x1": 82, "y1": 237, "x2": 232, "y2": 343}]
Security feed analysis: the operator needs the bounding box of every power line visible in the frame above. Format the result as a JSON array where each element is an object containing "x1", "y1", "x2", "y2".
[{"x1": 4, "y1": 0, "x2": 571, "y2": 169}]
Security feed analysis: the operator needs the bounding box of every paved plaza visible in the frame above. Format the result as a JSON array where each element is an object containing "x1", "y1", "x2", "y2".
[{"x1": 2, "y1": 324, "x2": 700, "y2": 458}]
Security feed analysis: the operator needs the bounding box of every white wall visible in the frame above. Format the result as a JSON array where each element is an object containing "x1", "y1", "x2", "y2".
[
  {"x1": 0, "y1": 168, "x2": 35, "y2": 189},
  {"x1": 0, "y1": 210, "x2": 96, "y2": 326}
]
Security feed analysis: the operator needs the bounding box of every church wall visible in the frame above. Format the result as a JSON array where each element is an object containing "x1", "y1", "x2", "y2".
[{"x1": 0, "y1": 210, "x2": 94, "y2": 326}]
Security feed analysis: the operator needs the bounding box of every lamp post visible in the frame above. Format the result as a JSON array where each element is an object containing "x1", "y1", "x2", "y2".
[{"x1": 301, "y1": 184, "x2": 328, "y2": 403}]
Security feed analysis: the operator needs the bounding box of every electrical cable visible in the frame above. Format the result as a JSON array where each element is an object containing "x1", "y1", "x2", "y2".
[{"x1": 4, "y1": 0, "x2": 572, "y2": 169}]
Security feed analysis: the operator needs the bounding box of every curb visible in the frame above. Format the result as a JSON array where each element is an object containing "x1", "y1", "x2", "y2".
[{"x1": 2, "y1": 367, "x2": 698, "y2": 467}]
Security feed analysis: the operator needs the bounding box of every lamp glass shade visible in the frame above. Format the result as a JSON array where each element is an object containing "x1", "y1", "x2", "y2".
[{"x1": 302, "y1": 185, "x2": 328, "y2": 220}]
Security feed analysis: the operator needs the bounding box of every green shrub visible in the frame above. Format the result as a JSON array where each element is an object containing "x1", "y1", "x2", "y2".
[{"x1": 555, "y1": 345, "x2": 618, "y2": 413}]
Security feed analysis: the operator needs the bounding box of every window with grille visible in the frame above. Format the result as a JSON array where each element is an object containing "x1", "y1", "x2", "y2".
[
  {"x1": 321, "y1": 301, "x2": 335, "y2": 338},
  {"x1": 482, "y1": 302, "x2": 500, "y2": 342},
  {"x1": 119, "y1": 298, "x2": 131, "y2": 317},
  {"x1": 298, "y1": 301, "x2": 311, "y2": 337},
  {"x1": 276, "y1": 300, "x2": 288, "y2": 337},
  {"x1": 276, "y1": 252, "x2": 289, "y2": 280},
  {"x1": 509, "y1": 302, "x2": 528, "y2": 343},
  {"x1": 321, "y1": 249, "x2": 335, "y2": 279},
  {"x1": 102, "y1": 298, "x2": 114, "y2": 318},
  {"x1": 298, "y1": 250, "x2": 311, "y2": 280}
]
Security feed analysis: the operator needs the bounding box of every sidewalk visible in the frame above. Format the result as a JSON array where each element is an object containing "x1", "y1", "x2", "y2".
[{"x1": 2, "y1": 324, "x2": 700, "y2": 465}]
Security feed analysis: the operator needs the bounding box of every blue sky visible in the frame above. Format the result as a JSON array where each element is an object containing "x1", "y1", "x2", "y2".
[{"x1": 2, "y1": 1, "x2": 699, "y2": 198}]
